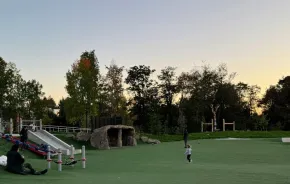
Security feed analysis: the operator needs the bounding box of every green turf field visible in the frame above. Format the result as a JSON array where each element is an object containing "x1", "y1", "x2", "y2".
[{"x1": 0, "y1": 138, "x2": 289, "y2": 184}]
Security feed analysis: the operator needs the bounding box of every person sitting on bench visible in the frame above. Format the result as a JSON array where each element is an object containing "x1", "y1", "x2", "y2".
[{"x1": 6, "y1": 144, "x2": 48, "y2": 175}]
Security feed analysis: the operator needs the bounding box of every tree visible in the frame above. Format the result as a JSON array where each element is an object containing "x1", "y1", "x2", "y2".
[
  {"x1": 3, "y1": 62, "x2": 26, "y2": 119},
  {"x1": 177, "y1": 63, "x2": 249, "y2": 132},
  {"x1": 65, "y1": 50, "x2": 100, "y2": 127},
  {"x1": 248, "y1": 85, "x2": 261, "y2": 115},
  {"x1": 189, "y1": 63, "x2": 234, "y2": 131},
  {"x1": 158, "y1": 66, "x2": 179, "y2": 129},
  {"x1": 104, "y1": 62, "x2": 125, "y2": 116},
  {"x1": 23, "y1": 79, "x2": 45, "y2": 118},
  {"x1": 125, "y1": 65, "x2": 156, "y2": 131},
  {"x1": 260, "y1": 76, "x2": 290, "y2": 130},
  {"x1": 56, "y1": 98, "x2": 67, "y2": 125}
]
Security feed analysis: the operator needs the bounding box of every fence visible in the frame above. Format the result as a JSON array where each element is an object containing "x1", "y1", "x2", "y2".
[
  {"x1": 42, "y1": 125, "x2": 91, "y2": 133},
  {"x1": 90, "y1": 116, "x2": 123, "y2": 130},
  {"x1": 1, "y1": 116, "x2": 124, "y2": 134}
]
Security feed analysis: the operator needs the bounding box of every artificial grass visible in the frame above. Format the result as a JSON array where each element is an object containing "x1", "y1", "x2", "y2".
[
  {"x1": 1, "y1": 138, "x2": 289, "y2": 184},
  {"x1": 142, "y1": 131, "x2": 290, "y2": 142}
]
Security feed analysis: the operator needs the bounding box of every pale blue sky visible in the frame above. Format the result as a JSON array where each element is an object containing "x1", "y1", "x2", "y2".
[{"x1": 1, "y1": 0, "x2": 290, "y2": 102}]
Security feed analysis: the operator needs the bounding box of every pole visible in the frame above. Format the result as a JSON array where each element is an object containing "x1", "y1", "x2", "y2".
[
  {"x1": 233, "y1": 121, "x2": 235, "y2": 131},
  {"x1": 82, "y1": 145, "x2": 86, "y2": 169},
  {"x1": 10, "y1": 118, "x2": 13, "y2": 135},
  {"x1": 20, "y1": 118, "x2": 23, "y2": 132},
  {"x1": 39, "y1": 119, "x2": 42, "y2": 130},
  {"x1": 223, "y1": 119, "x2": 225, "y2": 131},
  {"x1": 70, "y1": 145, "x2": 75, "y2": 167},
  {"x1": 85, "y1": 109, "x2": 88, "y2": 130},
  {"x1": 47, "y1": 146, "x2": 51, "y2": 169},
  {"x1": 57, "y1": 148, "x2": 62, "y2": 171}
]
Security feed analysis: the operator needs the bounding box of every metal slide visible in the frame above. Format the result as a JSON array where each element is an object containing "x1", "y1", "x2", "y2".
[{"x1": 28, "y1": 129, "x2": 80, "y2": 155}]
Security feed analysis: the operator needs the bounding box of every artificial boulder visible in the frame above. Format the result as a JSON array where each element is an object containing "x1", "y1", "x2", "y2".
[
  {"x1": 90, "y1": 125, "x2": 137, "y2": 149},
  {"x1": 76, "y1": 131, "x2": 91, "y2": 141},
  {"x1": 147, "y1": 138, "x2": 161, "y2": 144},
  {"x1": 140, "y1": 136, "x2": 161, "y2": 144}
]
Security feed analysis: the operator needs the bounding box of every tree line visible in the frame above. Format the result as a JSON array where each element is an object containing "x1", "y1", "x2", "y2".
[{"x1": 1, "y1": 50, "x2": 289, "y2": 134}]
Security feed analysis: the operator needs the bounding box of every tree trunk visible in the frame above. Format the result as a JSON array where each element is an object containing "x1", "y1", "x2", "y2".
[{"x1": 211, "y1": 104, "x2": 220, "y2": 131}]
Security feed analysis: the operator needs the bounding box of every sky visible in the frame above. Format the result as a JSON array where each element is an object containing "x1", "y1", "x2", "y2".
[{"x1": 1, "y1": 0, "x2": 290, "y2": 103}]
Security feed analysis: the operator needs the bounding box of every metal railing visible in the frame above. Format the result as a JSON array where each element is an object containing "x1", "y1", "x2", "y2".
[{"x1": 42, "y1": 125, "x2": 91, "y2": 133}]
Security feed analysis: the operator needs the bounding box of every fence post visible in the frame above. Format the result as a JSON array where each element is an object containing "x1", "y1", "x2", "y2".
[
  {"x1": 58, "y1": 148, "x2": 62, "y2": 171},
  {"x1": 0, "y1": 118, "x2": 2, "y2": 133},
  {"x1": 10, "y1": 118, "x2": 13, "y2": 135},
  {"x1": 19, "y1": 118, "x2": 23, "y2": 132},
  {"x1": 70, "y1": 145, "x2": 75, "y2": 167},
  {"x1": 82, "y1": 146, "x2": 86, "y2": 169},
  {"x1": 223, "y1": 119, "x2": 225, "y2": 131},
  {"x1": 233, "y1": 121, "x2": 235, "y2": 131},
  {"x1": 47, "y1": 146, "x2": 51, "y2": 169},
  {"x1": 39, "y1": 119, "x2": 42, "y2": 130}
]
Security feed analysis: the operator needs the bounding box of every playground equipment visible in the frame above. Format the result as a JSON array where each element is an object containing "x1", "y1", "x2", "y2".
[
  {"x1": 222, "y1": 119, "x2": 235, "y2": 131},
  {"x1": 20, "y1": 118, "x2": 80, "y2": 155},
  {"x1": 201, "y1": 119, "x2": 213, "y2": 132},
  {"x1": 19, "y1": 118, "x2": 42, "y2": 132},
  {"x1": 47, "y1": 145, "x2": 86, "y2": 171},
  {"x1": 1, "y1": 134, "x2": 57, "y2": 157},
  {"x1": 5, "y1": 118, "x2": 80, "y2": 155},
  {"x1": 0, "y1": 118, "x2": 13, "y2": 134},
  {"x1": 201, "y1": 119, "x2": 235, "y2": 132}
]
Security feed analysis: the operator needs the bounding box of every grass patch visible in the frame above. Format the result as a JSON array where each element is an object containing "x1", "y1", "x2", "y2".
[
  {"x1": 141, "y1": 131, "x2": 290, "y2": 142},
  {"x1": 1, "y1": 138, "x2": 290, "y2": 184}
]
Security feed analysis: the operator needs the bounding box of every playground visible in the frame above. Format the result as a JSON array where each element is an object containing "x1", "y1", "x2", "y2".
[{"x1": 0, "y1": 137, "x2": 289, "y2": 184}]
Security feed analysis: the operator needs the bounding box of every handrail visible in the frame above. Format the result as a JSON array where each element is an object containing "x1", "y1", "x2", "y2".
[{"x1": 42, "y1": 125, "x2": 91, "y2": 133}]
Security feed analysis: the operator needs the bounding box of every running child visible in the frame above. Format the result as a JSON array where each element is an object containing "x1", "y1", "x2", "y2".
[{"x1": 184, "y1": 144, "x2": 192, "y2": 162}]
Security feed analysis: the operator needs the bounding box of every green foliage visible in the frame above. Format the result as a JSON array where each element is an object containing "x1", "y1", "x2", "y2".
[
  {"x1": 65, "y1": 50, "x2": 100, "y2": 126},
  {"x1": 0, "y1": 57, "x2": 52, "y2": 122},
  {"x1": 260, "y1": 76, "x2": 290, "y2": 130},
  {"x1": 253, "y1": 114, "x2": 269, "y2": 131},
  {"x1": 148, "y1": 112, "x2": 163, "y2": 135},
  {"x1": 125, "y1": 65, "x2": 156, "y2": 130}
]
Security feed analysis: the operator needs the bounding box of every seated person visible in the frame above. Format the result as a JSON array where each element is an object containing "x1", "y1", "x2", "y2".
[{"x1": 6, "y1": 144, "x2": 48, "y2": 175}]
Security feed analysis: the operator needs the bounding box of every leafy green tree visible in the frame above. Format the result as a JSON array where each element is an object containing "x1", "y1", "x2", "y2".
[
  {"x1": 260, "y1": 76, "x2": 290, "y2": 130},
  {"x1": 158, "y1": 66, "x2": 179, "y2": 129},
  {"x1": 65, "y1": 50, "x2": 100, "y2": 127},
  {"x1": 55, "y1": 98, "x2": 67, "y2": 125},
  {"x1": 103, "y1": 62, "x2": 125, "y2": 116},
  {"x1": 125, "y1": 65, "x2": 156, "y2": 131}
]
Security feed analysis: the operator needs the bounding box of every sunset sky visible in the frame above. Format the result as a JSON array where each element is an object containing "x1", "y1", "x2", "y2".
[{"x1": 1, "y1": 0, "x2": 290, "y2": 103}]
